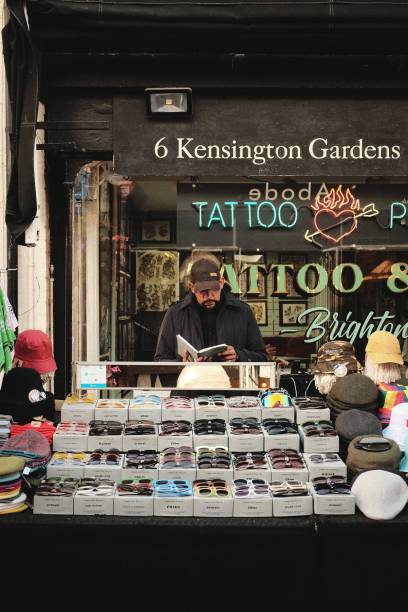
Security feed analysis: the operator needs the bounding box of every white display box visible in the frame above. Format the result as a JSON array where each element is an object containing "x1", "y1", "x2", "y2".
[
  {"x1": 122, "y1": 433, "x2": 158, "y2": 452},
  {"x1": 129, "y1": 398, "x2": 162, "y2": 423},
  {"x1": 46, "y1": 460, "x2": 87, "y2": 480},
  {"x1": 61, "y1": 402, "x2": 95, "y2": 423},
  {"x1": 114, "y1": 494, "x2": 154, "y2": 516},
  {"x1": 161, "y1": 408, "x2": 195, "y2": 423},
  {"x1": 311, "y1": 484, "x2": 355, "y2": 515},
  {"x1": 157, "y1": 433, "x2": 193, "y2": 451},
  {"x1": 121, "y1": 466, "x2": 159, "y2": 480},
  {"x1": 158, "y1": 466, "x2": 197, "y2": 483},
  {"x1": 271, "y1": 465, "x2": 309, "y2": 484},
  {"x1": 299, "y1": 426, "x2": 339, "y2": 453},
  {"x1": 193, "y1": 495, "x2": 233, "y2": 517},
  {"x1": 228, "y1": 407, "x2": 262, "y2": 421},
  {"x1": 83, "y1": 456, "x2": 124, "y2": 482},
  {"x1": 153, "y1": 495, "x2": 193, "y2": 517},
  {"x1": 193, "y1": 433, "x2": 228, "y2": 450},
  {"x1": 263, "y1": 430, "x2": 300, "y2": 452},
  {"x1": 195, "y1": 404, "x2": 228, "y2": 421},
  {"x1": 272, "y1": 490, "x2": 314, "y2": 517},
  {"x1": 303, "y1": 454, "x2": 347, "y2": 481},
  {"x1": 53, "y1": 433, "x2": 89, "y2": 452},
  {"x1": 87, "y1": 435, "x2": 123, "y2": 452},
  {"x1": 295, "y1": 407, "x2": 331, "y2": 425},
  {"x1": 233, "y1": 496, "x2": 273, "y2": 518},
  {"x1": 233, "y1": 466, "x2": 272, "y2": 482},
  {"x1": 227, "y1": 427, "x2": 264, "y2": 452},
  {"x1": 261, "y1": 406, "x2": 295, "y2": 421},
  {"x1": 34, "y1": 495, "x2": 74, "y2": 515},
  {"x1": 74, "y1": 494, "x2": 114, "y2": 515},
  {"x1": 95, "y1": 399, "x2": 129, "y2": 423},
  {"x1": 196, "y1": 466, "x2": 234, "y2": 482}
]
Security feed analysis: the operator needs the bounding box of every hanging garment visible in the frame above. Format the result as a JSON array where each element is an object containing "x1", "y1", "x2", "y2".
[{"x1": 0, "y1": 288, "x2": 16, "y2": 373}]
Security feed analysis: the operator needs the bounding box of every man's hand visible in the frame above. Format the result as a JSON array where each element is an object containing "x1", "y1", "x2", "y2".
[
  {"x1": 265, "y1": 343, "x2": 277, "y2": 361},
  {"x1": 182, "y1": 350, "x2": 193, "y2": 362},
  {"x1": 219, "y1": 346, "x2": 237, "y2": 361}
]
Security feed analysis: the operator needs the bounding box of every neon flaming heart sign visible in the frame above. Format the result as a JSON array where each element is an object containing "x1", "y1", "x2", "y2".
[{"x1": 304, "y1": 184, "x2": 379, "y2": 243}]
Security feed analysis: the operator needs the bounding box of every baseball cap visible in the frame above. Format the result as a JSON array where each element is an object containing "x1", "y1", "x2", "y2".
[
  {"x1": 14, "y1": 330, "x2": 57, "y2": 374},
  {"x1": 365, "y1": 330, "x2": 403, "y2": 365},
  {"x1": 314, "y1": 341, "x2": 361, "y2": 376},
  {"x1": 190, "y1": 259, "x2": 221, "y2": 292},
  {"x1": 351, "y1": 470, "x2": 408, "y2": 520}
]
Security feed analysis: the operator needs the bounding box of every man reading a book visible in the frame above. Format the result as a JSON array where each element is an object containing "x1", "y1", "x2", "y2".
[{"x1": 154, "y1": 258, "x2": 267, "y2": 362}]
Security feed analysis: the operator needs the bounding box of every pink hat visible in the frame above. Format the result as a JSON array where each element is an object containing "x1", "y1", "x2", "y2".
[{"x1": 14, "y1": 330, "x2": 57, "y2": 374}]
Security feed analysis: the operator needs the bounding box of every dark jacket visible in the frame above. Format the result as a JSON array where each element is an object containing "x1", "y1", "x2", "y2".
[{"x1": 154, "y1": 290, "x2": 267, "y2": 362}]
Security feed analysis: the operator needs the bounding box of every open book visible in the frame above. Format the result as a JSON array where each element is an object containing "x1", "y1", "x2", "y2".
[{"x1": 176, "y1": 334, "x2": 228, "y2": 361}]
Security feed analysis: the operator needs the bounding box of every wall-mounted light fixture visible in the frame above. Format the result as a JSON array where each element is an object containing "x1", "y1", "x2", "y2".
[{"x1": 145, "y1": 87, "x2": 193, "y2": 118}]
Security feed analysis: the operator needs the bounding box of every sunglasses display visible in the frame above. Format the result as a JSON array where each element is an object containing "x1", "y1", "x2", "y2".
[
  {"x1": 302, "y1": 421, "x2": 336, "y2": 437},
  {"x1": 195, "y1": 395, "x2": 226, "y2": 408},
  {"x1": 308, "y1": 453, "x2": 340, "y2": 464},
  {"x1": 229, "y1": 417, "x2": 262, "y2": 435},
  {"x1": 131, "y1": 395, "x2": 162, "y2": 408},
  {"x1": 233, "y1": 478, "x2": 270, "y2": 497},
  {"x1": 160, "y1": 446, "x2": 195, "y2": 468},
  {"x1": 124, "y1": 450, "x2": 159, "y2": 469},
  {"x1": 162, "y1": 397, "x2": 193, "y2": 410},
  {"x1": 233, "y1": 452, "x2": 268, "y2": 470},
  {"x1": 117, "y1": 478, "x2": 153, "y2": 496},
  {"x1": 312, "y1": 476, "x2": 351, "y2": 495},
  {"x1": 153, "y1": 479, "x2": 193, "y2": 497},
  {"x1": 268, "y1": 449, "x2": 305, "y2": 469},
  {"x1": 270, "y1": 480, "x2": 309, "y2": 497},
  {"x1": 89, "y1": 420, "x2": 123, "y2": 436},
  {"x1": 76, "y1": 478, "x2": 116, "y2": 496},
  {"x1": 64, "y1": 394, "x2": 96, "y2": 405},
  {"x1": 227, "y1": 396, "x2": 260, "y2": 409},
  {"x1": 259, "y1": 390, "x2": 292, "y2": 408},
  {"x1": 293, "y1": 397, "x2": 327, "y2": 410},
  {"x1": 50, "y1": 451, "x2": 89, "y2": 466},
  {"x1": 96, "y1": 400, "x2": 128, "y2": 410},
  {"x1": 194, "y1": 479, "x2": 230, "y2": 497},
  {"x1": 87, "y1": 448, "x2": 122, "y2": 465},
  {"x1": 160, "y1": 421, "x2": 192, "y2": 435},
  {"x1": 124, "y1": 420, "x2": 156, "y2": 436},
  {"x1": 263, "y1": 418, "x2": 298, "y2": 435},
  {"x1": 196, "y1": 447, "x2": 231, "y2": 469},
  {"x1": 194, "y1": 419, "x2": 227, "y2": 436},
  {"x1": 55, "y1": 422, "x2": 89, "y2": 435},
  {"x1": 36, "y1": 478, "x2": 79, "y2": 497}
]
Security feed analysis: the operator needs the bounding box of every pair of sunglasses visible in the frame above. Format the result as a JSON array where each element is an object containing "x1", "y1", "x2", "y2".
[
  {"x1": 234, "y1": 452, "x2": 267, "y2": 469},
  {"x1": 154, "y1": 479, "x2": 192, "y2": 497},
  {"x1": 269, "y1": 450, "x2": 304, "y2": 469},
  {"x1": 36, "y1": 478, "x2": 79, "y2": 497},
  {"x1": 312, "y1": 476, "x2": 350, "y2": 495},
  {"x1": 76, "y1": 478, "x2": 115, "y2": 496},
  {"x1": 89, "y1": 420, "x2": 123, "y2": 436},
  {"x1": 194, "y1": 419, "x2": 226, "y2": 435},
  {"x1": 163, "y1": 397, "x2": 192, "y2": 409},
  {"x1": 97, "y1": 400, "x2": 127, "y2": 410},
  {"x1": 197, "y1": 449, "x2": 231, "y2": 469},
  {"x1": 65, "y1": 394, "x2": 95, "y2": 405},
  {"x1": 303, "y1": 421, "x2": 336, "y2": 437},
  {"x1": 196, "y1": 395, "x2": 226, "y2": 407},
  {"x1": 259, "y1": 390, "x2": 292, "y2": 408},
  {"x1": 233, "y1": 478, "x2": 270, "y2": 497},
  {"x1": 194, "y1": 479, "x2": 230, "y2": 497},
  {"x1": 56, "y1": 422, "x2": 89, "y2": 434},
  {"x1": 117, "y1": 478, "x2": 153, "y2": 496},
  {"x1": 270, "y1": 480, "x2": 308, "y2": 497},
  {"x1": 160, "y1": 446, "x2": 195, "y2": 468},
  {"x1": 228, "y1": 396, "x2": 260, "y2": 409},
  {"x1": 124, "y1": 420, "x2": 156, "y2": 435},
  {"x1": 263, "y1": 418, "x2": 298, "y2": 435},
  {"x1": 125, "y1": 450, "x2": 159, "y2": 468},
  {"x1": 309, "y1": 453, "x2": 340, "y2": 463},
  {"x1": 88, "y1": 448, "x2": 121, "y2": 465},
  {"x1": 294, "y1": 397, "x2": 327, "y2": 410},
  {"x1": 132, "y1": 395, "x2": 161, "y2": 406},
  {"x1": 160, "y1": 420, "x2": 192, "y2": 435}
]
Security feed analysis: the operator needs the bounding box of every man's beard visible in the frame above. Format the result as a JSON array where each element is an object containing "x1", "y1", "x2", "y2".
[{"x1": 202, "y1": 299, "x2": 217, "y2": 309}]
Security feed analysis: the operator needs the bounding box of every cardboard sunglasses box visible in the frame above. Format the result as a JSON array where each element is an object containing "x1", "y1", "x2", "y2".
[
  {"x1": 95, "y1": 399, "x2": 129, "y2": 424},
  {"x1": 34, "y1": 495, "x2": 74, "y2": 515},
  {"x1": 121, "y1": 466, "x2": 159, "y2": 481},
  {"x1": 261, "y1": 406, "x2": 295, "y2": 422},
  {"x1": 87, "y1": 434, "x2": 123, "y2": 452},
  {"x1": 299, "y1": 424, "x2": 339, "y2": 453},
  {"x1": 74, "y1": 493, "x2": 114, "y2": 515},
  {"x1": 194, "y1": 492, "x2": 233, "y2": 517},
  {"x1": 122, "y1": 425, "x2": 158, "y2": 452},
  {"x1": 194, "y1": 397, "x2": 228, "y2": 421},
  {"x1": 114, "y1": 493, "x2": 154, "y2": 516},
  {"x1": 303, "y1": 453, "x2": 347, "y2": 481},
  {"x1": 158, "y1": 466, "x2": 197, "y2": 483},
  {"x1": 157, "y1": 431, "x2": 193, "y2": 451},
  {"x1": 228, "y1": 397, "x2": 262, "y2": 421},
  {"x1": 227, "y1": 425, "x2": 264, "y2": 452},
  {"x1": 129, "y1": 396, "x2": 162, "y2": 424},
  {"x1": 53, "y1": 432, "x2": 89, "y2": 452},
  {"x1": 193, "y1": 432, "x2": 229, "y2": 451},
  {"x1": 161, "y1": 397, "x2": 195, "y2": 423},
  {"x1": 272, "y1": 487, "x2": 314, "y2": 517},
  {"x1": 295, "y1": 406, "x2": 331, "y2": 426},
  {"x1": 46, "y1": 453, "x2": 89, "y2": 479},
  {"x1": 83, "y1": 454, "x2": 125, "y2": 482},
  {"x1": 263, "y1": 429, "x2": 300, "y2": 452},
  {"x1": 311, "y1": 482, "x2": 356, "y2": 515},
  {"x1": 61, "y1": 400, "x2": 96, "y2": 423},
  {"x1": 233, "y1": 494, "x2": 273, "y2": 518},
  {"x1": 270, "y1": 463, "x2": 309, "y2": 484},
  {"x1": 232, "y1": 462, "x2": 272, "y2": 483},
  {"x1": 153, "y1": 494, "x2": 194, "y2": 517}
]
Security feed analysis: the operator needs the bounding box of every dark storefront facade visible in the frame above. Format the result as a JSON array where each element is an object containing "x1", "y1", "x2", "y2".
[{"x1": 2, "y1": 0, "x2": 408, "y2": 598}]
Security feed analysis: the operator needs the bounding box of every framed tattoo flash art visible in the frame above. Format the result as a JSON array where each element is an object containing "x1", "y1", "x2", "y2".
[
  {"x1": 247, "y1": 300, "x2": 268, "y2": 326},
  {"x1": 279, "y1": 301, "x2": 308, "y2": 327},
  {"x1": 139, "y1": 219, "x2": 174, "y2": 243},
  {"x1": 135, "y1": 250, "x2": 179, "y2": 311}
]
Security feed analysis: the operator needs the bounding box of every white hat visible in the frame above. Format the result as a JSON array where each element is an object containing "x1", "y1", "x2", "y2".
[
  {"x1": 383, "y1": 402, "x2": 408, "y2": 449},
  {"x1": 176, "y1": 364, "x2": 231, "y2": 389},
  {"x1": 351, "y1": 470, "x2": 408, "y2": 520}
]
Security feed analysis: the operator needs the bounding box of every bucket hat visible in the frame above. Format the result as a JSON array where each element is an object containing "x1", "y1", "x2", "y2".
[
  {"x1": 378, "y1": 383, "x2": 408, "y2": 425},
  {"x1": 383, "y1": 402, "x2": 408, "y2": 449},
  {"x1": 347, "y1": 434, "x2": 402, "y2": 476},
  {"x1": 351, "y1": 470, "x2": 408, "y2": 520},
  {"x1": 13, "y1": 330, "x2": 57, "y2": 374},
  {"x1": 365, "y1": 331, "x2": 403, "y2": 365},
  {"x1": 314, "y1": 341, "x2": 361, "y2": 376},
  {"x1": 0, "y1": 368, "x2": 55, "y2": 424},
  {"x1": 335, "y1": 409, "x2": 382, "y2": 442}
]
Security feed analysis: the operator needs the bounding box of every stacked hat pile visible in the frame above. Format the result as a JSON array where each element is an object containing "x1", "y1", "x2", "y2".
[
  {"x1": 327, "y1": 374, "x2": 380, "y2": 421},
  {"x1": 0, "y1": 430, "x2": 52, "y2": 472},
  {"x1": 0, "y1": 414, "x2": 12, "y2": 448},
  {"x1": 0, "y1": 456, "x2": 28, "y2": 514},
  {"x1": 11, "y1": 420, "x2": 56, "y2": 445},
  {"x1": 335, "y1": 409, "x2": 382, "y2": 458}
]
